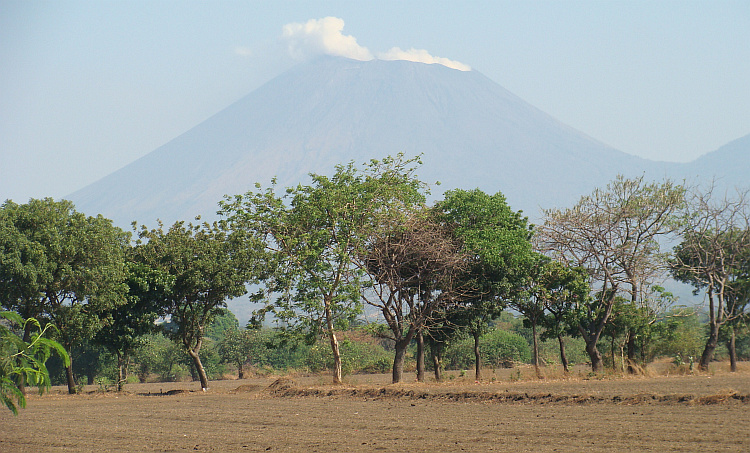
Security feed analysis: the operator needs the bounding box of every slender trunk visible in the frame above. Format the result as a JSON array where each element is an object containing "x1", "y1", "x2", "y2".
[
  {"x1": 432, "y1": 344, "x2": 443, "y2": 382},
  {"x1": 586, "y1": 340, "x2": 604, "y2": 373},
  {"x1": 238, "y1": 362, "x2": 245, "y2": 380},
  {"x1": 700, "y1": 288, "x2": 718, "y2": 371},
  {"x1": 416, "y1": 330, "x2": 425, "y2": 382},
  {"x1": 610, "y1": 336, "x2": 616, "y2": 371},
  {"x1": 557, "y1": 334, "x2": 569, "y2": 373},
  {"x1": 699, "y1": 322, "x2": 719, "y2": 371},
  {"x1": 472, "y1": 329, "x2": 481, "y2": 381},
  {"x1": 392, "y1": 339, "x2": 409, "y2": 383},
  {"x1": 627, "y1": 280, "x2": 638, "y2": 374},
  {"x1": 531, "y1": 321, "x2": 540, "y2": 378},
  {"x1": 66, "y1": 360, "x2": 76, "y2": 394},
  {"x1": 187, "y1": 348, "x2": 209, "y2": 390},
  {"x1": 117, "y1": 352, "x2": 125, "y2": 392},
  {"x1": 626, "y1": 329, "x2": 637, "y2": 374},
  {"x1": 324, "y1": 296, "x2": 342, "y2": 385},
  {"x1": 727, "y1": 328, "x2": 737, "y2": 372}
]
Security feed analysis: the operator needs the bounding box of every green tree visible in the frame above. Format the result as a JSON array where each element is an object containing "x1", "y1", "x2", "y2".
[
  {"x1": 435, "y1": 189, "x2": 534, "y2": 380},
  {"x1": 0, "y1": 198, "x2": 129, "y2": 393},
  {"x1": 133, "y1": 220, "x2": 257, "y2": 390},
  {"x1": 1, "y1": 312, "x2": 69, "y2": 414},
  {"x1": 535, "y1": 262, "x2": 589, "y2": 373},
  {"x1": 650, "y1": 308, "x2": 705, "y2": 364},
  {"x1": 92, "y1": 261, "x2": 174, "y2": 390},
  {"x1": 205, "y1": 308, "x2": 240, "y2": 342},
  {"x1": 221, "y1": 155, "x2": 425, "y2": 384},
  {"x1": 131, "y1": 332, "x2": 188, "y2": 383},
  {"x1": 217, "y1": 328, "x2": 255, "y2": 379}
]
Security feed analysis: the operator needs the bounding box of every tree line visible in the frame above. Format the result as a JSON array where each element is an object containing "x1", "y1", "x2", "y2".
[{"x1": 2, "y1": 154, "x2": 749, "y2": 403}]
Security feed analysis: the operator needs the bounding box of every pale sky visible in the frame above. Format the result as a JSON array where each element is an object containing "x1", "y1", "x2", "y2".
[{"x1": 2, "y1": 1, "x2": 749, "y2": 203}]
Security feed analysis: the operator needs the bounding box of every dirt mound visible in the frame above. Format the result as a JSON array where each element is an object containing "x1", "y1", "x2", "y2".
[
  {"x1": 266, "y1": 377, "x2": 296, "y2": 393},
  {"x1": 267, "y1": 386, "x2": 750, "y2": 406}
]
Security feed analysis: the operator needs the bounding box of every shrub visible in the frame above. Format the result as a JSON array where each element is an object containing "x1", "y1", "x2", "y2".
[{"x1": 444, "y1": 328, "x2": 531, "y2": 370}]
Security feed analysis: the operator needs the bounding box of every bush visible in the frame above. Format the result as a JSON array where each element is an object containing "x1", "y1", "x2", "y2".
[
  {"x1": 300, "y1": 334, "x2": 391, "y2": 375},
  {"x1": 444, "y1": 328, "x2": 531, "y2": 370},
  {"x1": 650, "y1": 310, "x2": 706, "y2": 361}
]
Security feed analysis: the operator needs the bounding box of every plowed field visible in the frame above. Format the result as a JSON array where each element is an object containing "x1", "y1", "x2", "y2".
[{"x1": 2, "y1": 364, "x2": 749, "y2": 452}]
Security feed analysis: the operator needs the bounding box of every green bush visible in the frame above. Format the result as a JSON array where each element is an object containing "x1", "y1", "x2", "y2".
[
  {"x1": 444, "y1": 328, "x2": 531, "y2": 370},
  {"x1": 304, "y1": 338, "x2": 392, "y2": 375},
  {"x1": 650, "y1": 310, "x2": 706, "y2": 361}
]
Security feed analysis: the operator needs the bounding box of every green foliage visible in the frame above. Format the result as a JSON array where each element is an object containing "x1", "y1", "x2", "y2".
[
  {"x1": 133, "y1": 220, "x2": 257, "y2": 389},
  {"x1": 303, "y1": 336, "x2": 393, "y2": 376},
  {"x1": 205, "y1": 309, "x2": 240, "y2": 342},
  {"x1": 218, "y1": 328, "x2": 393, "y2": 376},
  {"x1": 0, "y1": 198, "x2": 129, "y2": 393},
  {"x1": 131, "y1": 332, "x2": 190, "y2": 382},
  {"x1": 92, "y1": 260, "x2": 174, "y2": 378},
  {"x1": 650, "y1": 308, "x2": 706, "y2": 361},
  {"x1": 436, "y1": 189, "x2": 535, "y2": 334},
  {"x1": 221, "y1": 154, "x2": 427, "y2": 383},
  {"x1": 0, "y1": 312, "x2": 69, "y2": 415},
  {"x1": 444, "y1": 327, "x2": 531, "y2": 370}
]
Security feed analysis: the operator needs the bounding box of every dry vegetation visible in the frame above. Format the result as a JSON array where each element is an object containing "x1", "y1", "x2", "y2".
[{"x1": 2, "y1": 362, "x2": 749, "y2": 452}]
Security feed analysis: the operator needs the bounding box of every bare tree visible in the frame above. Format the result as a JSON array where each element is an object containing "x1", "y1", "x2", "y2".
[
  {"x1": 670, "y1": 184, "x2": 750, "y2": 371},
  {"x1": 359, "y1": 211, "x2": 469, "y2": 383},
  {"x1": 536, "y1": 176, "x2": 684, "y2": 372}
]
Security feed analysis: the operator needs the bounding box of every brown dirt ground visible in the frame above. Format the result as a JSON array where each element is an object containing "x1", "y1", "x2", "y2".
[{"x1": 2, "y1": 362, "x2": 749, "y2": 452}]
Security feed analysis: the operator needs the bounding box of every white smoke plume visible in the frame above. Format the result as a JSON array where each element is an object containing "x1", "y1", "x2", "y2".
[
  {"x1": 280, "y1": 17, "x2": 470, "y2": 71},
  {"x1": 282, "y1": 17, "x2": 373, "y2": 61},
  {"x1": 378, "y1": 47, "x2": 471, "y2": 72}
]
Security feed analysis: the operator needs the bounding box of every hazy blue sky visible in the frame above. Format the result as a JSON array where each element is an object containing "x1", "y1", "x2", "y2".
[{"x1": 2, "y1": 1, "x2": 749, "y2": 203}]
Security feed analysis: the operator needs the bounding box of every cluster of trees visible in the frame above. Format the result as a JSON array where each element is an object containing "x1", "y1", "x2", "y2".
[{"x1": 2, "y1": 155, "x2": 749, "y2": 401}]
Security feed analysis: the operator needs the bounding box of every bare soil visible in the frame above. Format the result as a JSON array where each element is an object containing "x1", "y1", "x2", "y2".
[{"x1": 2, "y1": 363, "x2": 749, "y2": 452}]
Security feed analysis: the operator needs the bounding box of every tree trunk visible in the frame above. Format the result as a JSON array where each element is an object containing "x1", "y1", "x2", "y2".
[
  {"x1": 187, "y1": 348, "x2": 209, "y2": 390},
  {"x1": 472, "y1": 330, "x2": 481, "y2": 381},
  {"x1": 238, "y1": 362, "x2": 245, "y2": 380},
  {"x1": 65, "y1": 360, "x2": 77, "y2": 394},
  {"x1": 699, "y1": 322, "x2": 719, "y2": 371},
  {"x1": 117, "y1": 352, "x2": 125, "y2": 392},
  {"x1": 557, "y1": 334, "x2": 569, "y2": 373},
  {"x1": 416, "y1": 330, "x2": 425, "y2": 382},
  {"x1": 392, "y1": 339, "x2": 409, "y2": 383},
  {"x1": 626, "y1": 329, "x2": 638, "y2": 374},
  {"x1": 324, "y1": 297, "x2": 343, "y2": 385},
  {"x1": 432, "y1": 344, "x2": 443, "y2": 382},
  {"x1": 531, "y1": 321, "x2": 540, "y2": 378},
  {"x1": 610, "y1": 336, "x2": 617, "y2": 371},
  {"x1": 727, "y1": 328, "x2": 737, "y2": 372},
  {"x1": 586, "y1": 340, "x2": 604, "y2": 373}
]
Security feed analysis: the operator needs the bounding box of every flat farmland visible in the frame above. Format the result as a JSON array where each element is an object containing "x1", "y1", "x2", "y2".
[{"x1": 2, "y1": 364, "x2": 749, "y2": 452}]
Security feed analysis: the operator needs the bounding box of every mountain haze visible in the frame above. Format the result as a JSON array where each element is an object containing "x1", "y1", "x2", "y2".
[{"x1": 69, "y1": 56, "x2": 747, "y2": 227}]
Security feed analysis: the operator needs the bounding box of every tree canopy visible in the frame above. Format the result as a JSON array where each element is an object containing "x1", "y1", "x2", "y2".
[{"x1": 0, "y1": 198, "x2": 129, "y2": 393}]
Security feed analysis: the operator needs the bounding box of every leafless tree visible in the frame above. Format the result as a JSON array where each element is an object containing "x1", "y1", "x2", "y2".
[
  {"x1": 535, "y1": 176, "x2": 684, "y2": 372},
  {"x1": 670, "y1": 183, "x2": 750, "y2": 371},
  {"x1": 358, "y1": 211, "x2": 470, "y2": 383}
]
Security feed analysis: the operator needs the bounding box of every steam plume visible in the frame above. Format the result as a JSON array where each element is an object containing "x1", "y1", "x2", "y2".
[{"x1": 280, "y1": 17, "x2": 470, "y2": 71}]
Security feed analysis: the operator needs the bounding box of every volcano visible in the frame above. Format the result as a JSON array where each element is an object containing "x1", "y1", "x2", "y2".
[{"x1": 68, "y1": 56, "x2": 747, "y2": 227}]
